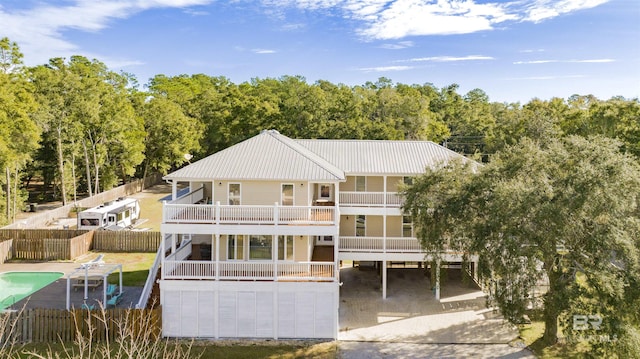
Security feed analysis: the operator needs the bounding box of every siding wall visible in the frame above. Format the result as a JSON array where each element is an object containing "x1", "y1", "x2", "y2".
[{"x1": 161, "y1": 280, "x2": 338, "y2": 339}]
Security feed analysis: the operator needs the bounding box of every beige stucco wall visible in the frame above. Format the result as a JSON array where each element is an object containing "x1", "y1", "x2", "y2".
[
  {"x1": 367, "y1": 177, "x2": 384, "y2": 192},
  {"x1": 294, "y1": 235, "x2": 311, "y2": 261},
  {"x1": 386, "y1": 176, "x2": 403, "y2": 192},
  {"x1": 343, "y1": 176, "x2": 356, "y2": 191},
  {"x1": 386, "y1": 216, "x2": 403, "y2": 237},
  {"x1": 211, "y1": 180, "x2": 310, "y2": 206},
  {"x1": 340, "y1": 215, "x2": 356, "y2": 236},
  {"x1": 366, "y1": 215, "x2": 384, "y2": 237}
]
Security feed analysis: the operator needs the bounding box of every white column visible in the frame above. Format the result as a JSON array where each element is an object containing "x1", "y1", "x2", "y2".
[
  {"x1": 171, "y1": 234, "x2": 176, "y2": 254},
  {"x1": 435, "y1": 258, "x2": 441, "y2": 301},
  {"x1": 66, "y1": 277, "x2": 71, "y2": 310},
  {"x1": 214, "y1": 234, "x2": 219, "y2": 280},
  {"x1": 272, "y1": 234, "x2": 278, "y2": 280},
  {"x1": 171, "y1": 180, "x2": 177, "y2": 200},
  {"x1": 334, "y1": 181, "x2": 340, "y2": 281},
  {"x1": 382, "y1": 260, "x2": 387, "y2": 299}
]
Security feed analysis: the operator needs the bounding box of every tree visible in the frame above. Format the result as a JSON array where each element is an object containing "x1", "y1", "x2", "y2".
[
  {"x1": 0, "y1": 38, "x2": 40, "y2": 222},
  {"x1": 403, "y1": 135, "x2": 640, "y2": 353},
  {"x1": 140, "y1": 97, "x2": 203, "y2": 178}
]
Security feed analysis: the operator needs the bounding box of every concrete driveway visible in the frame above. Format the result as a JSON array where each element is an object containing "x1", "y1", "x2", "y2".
[{"x1": 337, "y1": 265, "x2": 535, "y2": 358}]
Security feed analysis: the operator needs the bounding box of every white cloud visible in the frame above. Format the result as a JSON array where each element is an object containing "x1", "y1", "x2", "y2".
[
  {"x1": 400, "y1": 55, "x2": 494, "y2": 62},
  {"x1": 358, "y1": 65, "x2": 413, "y2": 72},
  {"x1": 269, "y1": 0, "x2": 611, "y2": 39},
  {"x1": 253, "y1": 49, "x2": 277, "y2": 54},
  {"x1": 379, "y1": 41, "x2": 414, "y2": 49},
  {"x1": 0, "y1": 0, "x2": 213, "y2": 65}
]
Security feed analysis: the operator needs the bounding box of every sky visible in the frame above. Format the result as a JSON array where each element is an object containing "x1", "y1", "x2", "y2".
[{"x1": 1, "y1": 0, "x2": 639, "y2": 103}]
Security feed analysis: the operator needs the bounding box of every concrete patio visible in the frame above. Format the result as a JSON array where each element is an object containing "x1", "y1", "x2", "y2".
[{"x1": 0, "y1": 261, "x2": 142, "y2": 311}]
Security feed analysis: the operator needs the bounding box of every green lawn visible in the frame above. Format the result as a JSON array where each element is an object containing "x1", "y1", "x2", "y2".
[
  {"x1": 77, "y1": 252, "x2": 156, "y2": 287},
  {"x1": 518, "y1": 310, "x2": 592, "y2": 358}
]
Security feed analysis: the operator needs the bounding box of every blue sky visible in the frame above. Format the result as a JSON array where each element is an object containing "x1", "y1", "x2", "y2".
[{"x1": 1, "y1": 0, "x2": 638, "y2": 103}]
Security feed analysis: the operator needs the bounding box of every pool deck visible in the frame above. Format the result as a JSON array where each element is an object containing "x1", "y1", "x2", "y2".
[{"x1": 0, "y1": 262, "x2": 142, "y2": 311}]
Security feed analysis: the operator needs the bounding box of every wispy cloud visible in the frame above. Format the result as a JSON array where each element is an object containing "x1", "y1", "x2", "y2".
[
  {"x1": 514, "y1": 58, "x2": 615, "y2": 64},
  {"x1": 399, "y1": 55, "x2": 494, "y2": 63},
  {"x1": 268, "y1": 0, "x2": 611, "y2": 40},
  {"x1": 358, "y1": 65, "x2": 413, "y2": 72},
  {"x1": 0, "y1": 0, "x2": 213, "y2": 65},
  {"x1": 253, "y1": 48, "x2": 277, "y2": 54},
  {"x1": 379, "y1": 41, "x2": 414, "y2": 50}
]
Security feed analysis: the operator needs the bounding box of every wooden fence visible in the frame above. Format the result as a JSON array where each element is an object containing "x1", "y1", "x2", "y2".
[
  {"x1": 0, "y1": 239, "x2": 12, "y2": 264},
  {"x1": 0, "y1": 308, "x2": 161, "y2": 344},
  {"x1": 92, "y1": 231, "x2": 161, "y2": 252},
  {"x1": 0, "y1": 229, "x2": 160, "y2": 261}
]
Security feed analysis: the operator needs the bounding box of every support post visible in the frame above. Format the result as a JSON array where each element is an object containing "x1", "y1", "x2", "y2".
[
  {"x1": 382, "y1": 260, "x2": 387, "y2": 299},
  {"x1": 435, "y1": 258, "x2": 441, "y2": 301},
  {"x1": 66, "y1": 277, "x2": 70, "y2": 310}
]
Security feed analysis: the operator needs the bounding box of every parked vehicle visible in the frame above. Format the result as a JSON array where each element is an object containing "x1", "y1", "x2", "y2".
[{"x1": 77, "y1": 198, "x2": 140, "y2": 230}]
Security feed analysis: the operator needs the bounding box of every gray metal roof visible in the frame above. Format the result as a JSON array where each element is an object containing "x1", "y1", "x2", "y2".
[
  {"x1": 164, "y1": 130, "x2": 345, "y2": 181},
  {"x1": 295, "y1": 139, "x2": 468, "y2": 175}
]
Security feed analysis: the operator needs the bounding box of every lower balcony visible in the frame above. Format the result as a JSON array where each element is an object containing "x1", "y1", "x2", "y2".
[
  {"x1": 339, "y1": 236, "x2": 422, "y2": 253},
  {"x1": 162, "y1": 261, "x2": 336, "y2": 281}
]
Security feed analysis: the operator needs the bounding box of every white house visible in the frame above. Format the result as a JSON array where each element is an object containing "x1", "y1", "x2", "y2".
[{"x1": 158, "y1": 129, "x2": 475, "y2": 339}]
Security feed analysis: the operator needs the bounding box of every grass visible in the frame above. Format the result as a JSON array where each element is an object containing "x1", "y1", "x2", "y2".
[
  {"x1": 17, "y1": 341, "x2": 338, "y2": 359},
  {"x1": 77, "y1": 252, "x2": 156, "y2": 287},
  {"x1": 518, "y1": 310, "x2": 593, "y2": 358}
]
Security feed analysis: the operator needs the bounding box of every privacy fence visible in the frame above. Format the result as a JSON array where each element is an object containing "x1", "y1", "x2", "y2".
[
  {"x1": 0, "y1": 308, "x2": 161, "y2": 344},
  {"x1": 0, "y1": 229, "x2": 161, "y2": 264}
]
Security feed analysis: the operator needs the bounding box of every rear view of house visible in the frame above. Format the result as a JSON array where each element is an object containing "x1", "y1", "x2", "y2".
[{"x1": 158, "y1": 130, "x2": 475, "y2": 339}]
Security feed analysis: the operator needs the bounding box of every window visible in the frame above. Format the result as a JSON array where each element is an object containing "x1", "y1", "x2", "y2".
[
  {"x1": 320, "y1": 184, "x2": 331, "y2": 198},
  {"x1": 228, "y1": 183, "x2": 241, "y2": 205},
  {"x1": 227, "y1": 235, "x2": 244, "y2": 260},
  {"x1": 402, "y1": 215, "x2": 413, "y2": 237},
  {"x1": 356, "y1": 215, "x2": 366, "y2": 237},
  {"x1": 281, "y1": 184, "x2": 294, "y2": 206},
  {"x1": 356, "y1": 176, "x2": 366, "y2": 192},
  {"x1": 249, "y1": 235, "x2": 272, "y2": 260},
  {"x1": 278, "y1": 235, "x2": 294, "y2": 261}
]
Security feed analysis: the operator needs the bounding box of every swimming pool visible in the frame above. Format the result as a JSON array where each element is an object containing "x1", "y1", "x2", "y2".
[{"x1": 0, "y1": 272, "x2": 63, "y2": 310}]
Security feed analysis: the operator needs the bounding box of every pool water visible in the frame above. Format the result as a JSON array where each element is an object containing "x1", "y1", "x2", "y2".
[{"x1": 0, "y1": 272, "x2": 63, "y2": 310}]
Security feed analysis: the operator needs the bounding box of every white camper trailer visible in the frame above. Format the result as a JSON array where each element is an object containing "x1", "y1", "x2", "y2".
[{"x1": 77, "y1": 197, "x2": 141, "y2": 230}]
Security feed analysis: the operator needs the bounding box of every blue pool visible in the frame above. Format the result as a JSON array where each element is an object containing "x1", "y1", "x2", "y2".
[{"x1": 0, "y1": 272, "x2": 63, "y2": 310}]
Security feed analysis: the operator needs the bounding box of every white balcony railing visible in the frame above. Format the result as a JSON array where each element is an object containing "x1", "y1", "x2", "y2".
[
  {"x1": 162, "y1": 260, "x2": 335, "y2": 281},
  {"x1": 340, "y1": 236, "x2": 422, "y2": 253},
  {"x1": 339, "y1": 192, "x2": 404, "y2": 207},
  {"x1": 163, "y1": 203, "x2": 336, "y2": 225}
]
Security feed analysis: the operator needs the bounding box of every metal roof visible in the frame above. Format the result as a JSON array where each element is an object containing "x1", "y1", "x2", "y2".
[
  {"x1": 295, "y1": 139, "x2": 468, "y2": 175},
  {"x1": 164, "y1": 130, "x2": 345, "y2": 181}
]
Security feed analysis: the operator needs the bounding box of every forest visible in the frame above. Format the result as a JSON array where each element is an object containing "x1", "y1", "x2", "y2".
[{"x1": 1, "y1": 36, "x2": 639, "y2": 225}]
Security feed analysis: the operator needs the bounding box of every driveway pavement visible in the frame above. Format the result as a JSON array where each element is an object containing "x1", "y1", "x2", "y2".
[{"x1": 337, "y1": 265, "x2": 535, "y2": 358}]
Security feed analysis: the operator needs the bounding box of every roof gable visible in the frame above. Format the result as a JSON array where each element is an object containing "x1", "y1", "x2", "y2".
[{"x1": 164, "y1": 130, "x2": 345, "y2": 181}]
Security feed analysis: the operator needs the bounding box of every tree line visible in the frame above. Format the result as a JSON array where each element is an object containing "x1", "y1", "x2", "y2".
[{"x1": 1, "y1": 37, "x2": 639, "y2": 224}]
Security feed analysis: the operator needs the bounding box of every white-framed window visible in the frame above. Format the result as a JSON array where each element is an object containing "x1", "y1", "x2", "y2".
[
  {"x1": 402, "y1": 215, "x2": 413, "y2": 238},
  {"x1": 356, "y1": 215, "x2": 366, "y2": 237},
  {"x1": 281, "y1": 184, "x2": 294, "y2": 206},
  {"x1": 356, "y1": 176, "x2": 366, "y2": 192},
  {"x1": 278, "y1": 235, "x2": 294, "y2": 261},
  {"x1": 249, "y1": 235, "x2": 272, "y2": 260},
  {"x1": 228, "y1": 183, "x2": 241, "y2": 205},
  {"x1": 227, "y1": 235, "x2": 244, "y2": 260}
]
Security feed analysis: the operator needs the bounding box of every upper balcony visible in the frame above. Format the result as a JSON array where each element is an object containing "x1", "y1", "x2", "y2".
[
  {"x1": 163, "y1": 202, "x2": 336, "y2": 226},
  {"x1": 339, "y1": 192, "x2": 403, "y2": 208}
]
